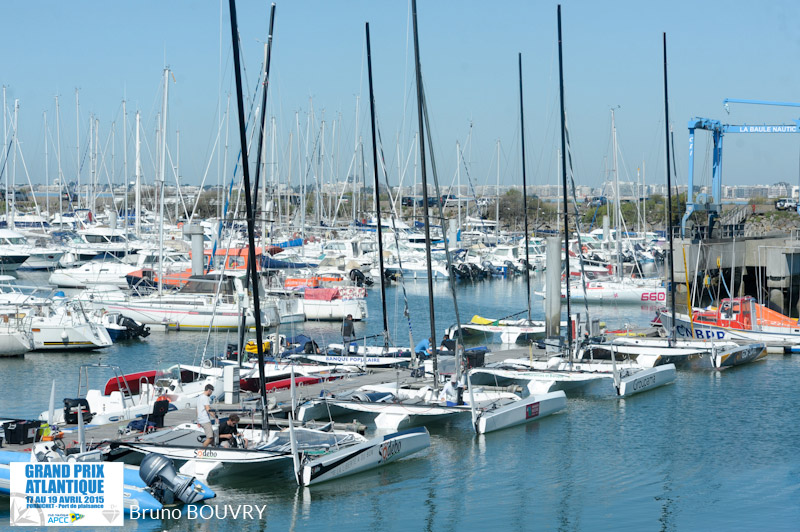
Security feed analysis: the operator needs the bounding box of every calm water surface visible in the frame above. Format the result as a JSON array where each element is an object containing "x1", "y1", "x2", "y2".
[{"x1": 1, "y1": 274, "x2": 798, "y2": 531}]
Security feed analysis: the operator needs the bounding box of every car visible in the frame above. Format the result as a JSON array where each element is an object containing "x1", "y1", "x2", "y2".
[
  {"x1": 775, "y1": 198, "x2": 797, "y2": 211},
  {"x1": 589, "y1": 196, "x2": 607, "y2": 207}
]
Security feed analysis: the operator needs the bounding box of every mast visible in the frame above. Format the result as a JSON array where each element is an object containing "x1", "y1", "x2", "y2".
[
  {"x1": 55, "y1": 95, "x2": 64, "y2": 225},
  {"x1": 411, "y1": 0, "x2": 439, "y2": 389},
  {"x1": 44, "y1": 111, "x2": 49, "y2": 217},
  {"x1": 11, "y1": 100, "x2": 18, "y2": 229},
  {"x1": 557, "y1": 4, "x2": 573, "y2": 353},
  {"x1": 365, "y1": 22, "x2": 390, "y2": 346},
  {"x1": 611, "y1": 108, "x2": 622, "y2": 280},
  {"x1": 3, "y1": 87, "x2": 6, "y2": 222},
  {"x1": 123, "y1": 100, "x2": 128, "y2": 231},
  {"x1": 176, "y1": 130, "x2": 181, "y2": 221},
  {"x1": 134, "y1": 111, "x2": 141, "y2": 237},
  {"x1": 75, "y1": 89, "x2": 80, "y2": 210},
  {"x1": 158, "y1": 68, "x2": 169, "y2": 296},
  {"x1": 229, "y1": 0, "x2": 268, "y2": 425},
  {"x1": 663, "y1": 33, "x2": 676, "y2": 343},
  {"x1": 495, "y1": 139, "x2": 500, "y2": 243},
  {"x1": 519, "y1": 53, "x2": 532, "y2": 323},
  {"x1": 238, "y1": 1, "x2": 276, "y2": 360}
]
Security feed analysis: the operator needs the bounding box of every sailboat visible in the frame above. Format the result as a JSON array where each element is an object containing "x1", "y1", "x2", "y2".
[
  {"x1": 562, "y1": 109, "x2": 666, "y2": 304},
  {"x1": 485, "y1": 7, "x2": 676, "y2": 399},
  {"x1": 591, "y1": 34, "x2": 769, "y2": 370}
]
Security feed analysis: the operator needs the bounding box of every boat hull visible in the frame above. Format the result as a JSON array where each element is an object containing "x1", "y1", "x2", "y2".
[
  {"x1": 301, "y1": 427, "x2": 430, "y2": 485},
  {"x1": 617, "y1": 364, "x2": 676, "y2": 396},
  {"x1": 476, "y1": 391, "x2": 566, "y2": 434}
]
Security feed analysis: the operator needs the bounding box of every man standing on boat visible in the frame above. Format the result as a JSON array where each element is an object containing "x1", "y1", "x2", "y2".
[
  {"x1": 197, "y1": 384, "x2": 217, "y2": 447},
  {"x1": 342, "y1": 314, "x2": 356, "y2": 354}
]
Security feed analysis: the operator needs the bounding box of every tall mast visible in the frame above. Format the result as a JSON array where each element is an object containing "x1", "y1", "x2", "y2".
[
  {"x1": 557, "y1": 4, "x2": 573, "y2": 353},
  {"x1": 176, "y1": 130, "x2": 181, "y2": 221},
  {"x1": 612, "y1": 108, "x2": 622, "y2": 279},
  {"x1": 229, "y1": 0, "x2": 268, "y2": 425},
  {"x1": 123, "y1": 100, "x2": 128, "y2": 231},
  {"x1": 411, "y1": 0, "x2": 439, "y2": 388},
  {"x1": 663, "y1": 33, "x2": 676, "y2": 343},
  {"x1": 55, "y1": 95, "x2": 64, "y2": 224},
  {"x1": 238, "y1": 1, "x2": 276, "y2": 362},
  {"x1": 352, "y1": 96, "x2": 359, "y2": 222},
  {"x1": 44, "y1": 111, "x2": 49, "y2": 217},
  {"x1": 251, "y1": 2, "x2": 276, "y2": 227},
  {"x1": 495, "y1": 139, "x2": 500, "y2": 243},
  {"x1": 75, "y1": 89, "x2": 80, "y2": 210},
  {"x1": 11, "y1": 100, "x2": 18, "y2": 229},
  {"x1": 366, "y1": 22, "x2": 390, "y2": 345},
  {"x1": 158, "y1": 68, "x2": 169, "y2": 296},
  {"x1": 3, "y1": 87, "x2": 7, "y2": 222},
  {"x1": 519, "y1": 53, "x2": 532, "y2": 323},
  {"x1": 134, "y1": 111, "x2": 141, "y2": 237}
]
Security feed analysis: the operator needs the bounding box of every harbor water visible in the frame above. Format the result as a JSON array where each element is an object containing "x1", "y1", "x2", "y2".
[{"x1": 1, "y1": 274, "x2": 799, "y2": 531}]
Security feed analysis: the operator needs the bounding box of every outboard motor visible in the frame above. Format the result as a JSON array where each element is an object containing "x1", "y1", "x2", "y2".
[
  {"x1": 119, "y1": 315, "x2": 151, "y2": 339},
  {"x1": 503, "y1": 260, "x2": 518, "y2": 275},
  {"x1": 349, "y1": 268, "x2": 373, "y2": 287},
  {"x1": 225, "y1": 343, "x2": 239, "y2": 361},
  {"x1": 139, "y1": 452, "x2": 211, "y2": 505},
  {"x1": 63, "y1": 398, "x2": 92, "y2": 425}
]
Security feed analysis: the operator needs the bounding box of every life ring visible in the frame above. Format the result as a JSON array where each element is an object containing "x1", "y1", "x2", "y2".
[
  {"x1": 292, "y1": 232, "x2": 299, "y2": 239},
  {"x1": 581, "y1": 245, "x2": 588, "y2": 253},
  {"x1": 177, "y1": 222, "x2": 184, "y2": 228}
]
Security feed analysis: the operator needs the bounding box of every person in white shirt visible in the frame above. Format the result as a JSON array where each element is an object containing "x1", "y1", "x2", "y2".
[{"x1": 196, "y1": 384, "x2": 217, "y2": 447}]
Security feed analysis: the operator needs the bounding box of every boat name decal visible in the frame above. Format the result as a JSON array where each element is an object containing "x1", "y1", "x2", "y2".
[
  {"x1": 193, "y1": 449, "x2": 217, "y2": 458},
  {"x1": 632, "y1": 374, "x2": 656, "y2": 391},
  {"x1": 640, "y1": 292, "x2": 666, "y2": 302},
  {"x1": 675, "y1": 324, "x2": 726, "y2": 340},
  {"x1": 378, "y1": 439, "x2": 401, "y2": 464},
  {"x1": 525, "y1": 402, "x2": 540, "y2": 419}
]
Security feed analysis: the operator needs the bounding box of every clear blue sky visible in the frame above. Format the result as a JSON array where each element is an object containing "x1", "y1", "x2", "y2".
[{"x1": 2, "y1": 0, "x2": 800, "y2": 196}]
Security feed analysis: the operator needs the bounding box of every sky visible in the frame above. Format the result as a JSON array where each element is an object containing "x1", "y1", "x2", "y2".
[{"x1": 2, "y1": 0, "x2": 800, "y2": 197}]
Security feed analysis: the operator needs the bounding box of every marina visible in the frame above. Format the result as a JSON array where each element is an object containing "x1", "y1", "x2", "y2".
[{"x1": 2, "y1": 0, "x2": 800, "y2": 530}]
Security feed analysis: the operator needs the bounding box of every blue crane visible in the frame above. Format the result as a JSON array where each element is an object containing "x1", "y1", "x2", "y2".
[{"x1": 681, "y1": 98, "x2": 800, "y2": 239}]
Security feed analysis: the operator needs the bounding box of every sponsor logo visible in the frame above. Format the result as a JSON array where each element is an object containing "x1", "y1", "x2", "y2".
[
  {"x1": 674, "y1": 324, "x2": 726, "y2": 340},
  {"x1": 525, "y1": 402, "x2": 540, "y2": 419},
  {"x1": 194, "y1": 449, "x2": 218, "y2": 458},
  {"x1": 632, "y1": 375, "x2": 656, "y2": 391},
  {"x1": 378, "y1": 440, "x2": 402, "y2": 464}
]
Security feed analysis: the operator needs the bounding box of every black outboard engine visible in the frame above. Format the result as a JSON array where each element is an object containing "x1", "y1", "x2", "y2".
[
  {"x1": 119, "y1": 315, "x2": 151, "y2": 339},
  {"x1": 349, "y1": 268, "x2": 373, "y2": 287},
  {"x1": 139, "y1": 452, "x2": 209, "y2": 504},
  {"x1": 225, "y1": 343, "x2": 239, "y2": 361},
  {"x1": 504, "y1": 260, "x2": 518, "y2": 275},
  {"x1": 63, "y1": 398, "x2": 92, "y2": 425}
]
